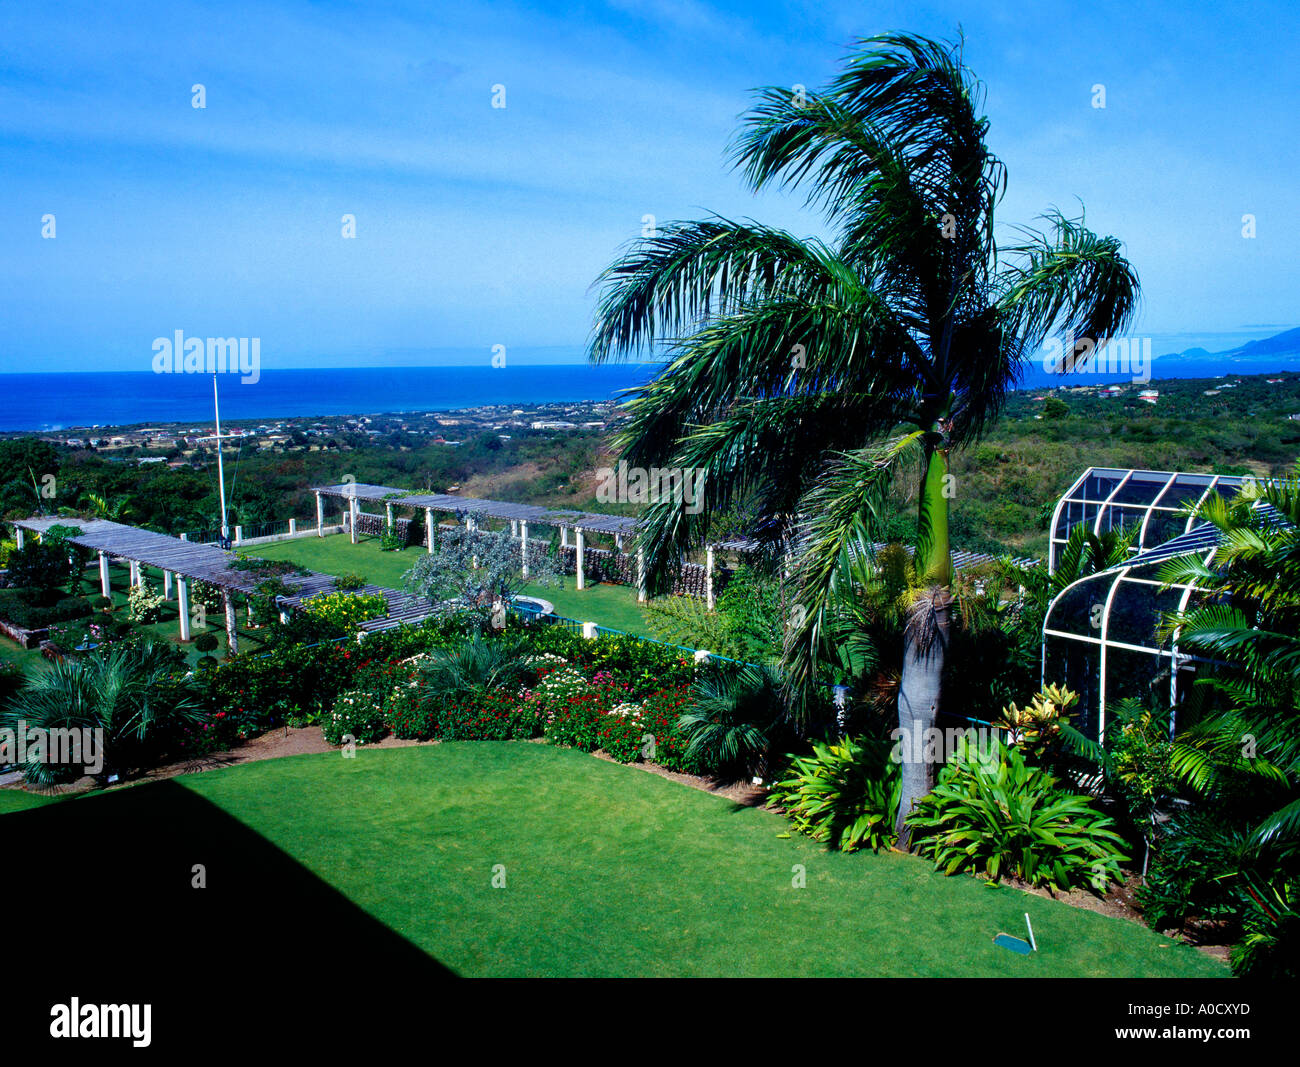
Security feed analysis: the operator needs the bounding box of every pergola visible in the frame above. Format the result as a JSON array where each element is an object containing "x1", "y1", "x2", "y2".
[
  {"x1": 6, "y1": 517, "x2": 441, "y2": 650},
  {"x1": 311, "y1": 482, "x2": 649, "y2": 600}
]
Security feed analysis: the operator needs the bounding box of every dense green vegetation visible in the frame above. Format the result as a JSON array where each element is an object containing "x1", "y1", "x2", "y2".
[{"x1": 4, "y1": 370, "x2": 1298, "y2": 560}]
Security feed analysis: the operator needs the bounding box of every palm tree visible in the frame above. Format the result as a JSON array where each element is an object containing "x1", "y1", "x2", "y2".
[
  {"x1": 589, "y1": 32, "x2": 1140, "y2": 843},
  {"x1": 1157, "y1": 466, "x2": 1300, "y2": 849},
  {"x1": 3, "y1": 637, "x2": 203, "y2": 783}
]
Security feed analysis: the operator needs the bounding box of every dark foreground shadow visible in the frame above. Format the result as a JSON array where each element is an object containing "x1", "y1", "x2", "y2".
[{"x1": 4, "y1": 779, "x2": 454, "y2": 1049}]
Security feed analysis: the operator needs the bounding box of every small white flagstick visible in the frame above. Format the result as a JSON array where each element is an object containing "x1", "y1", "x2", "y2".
[{"x1": 1024, "y1": 913, "x2": 1037, "y2": 952}]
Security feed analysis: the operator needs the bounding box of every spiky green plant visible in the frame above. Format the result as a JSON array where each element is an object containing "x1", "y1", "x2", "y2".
[
  {"x1": 770, "y1": 736, "x2": 901, "y2": 852},
  {"x1": 907, "y1": 736, "x2": 1128, "y2": 890}
]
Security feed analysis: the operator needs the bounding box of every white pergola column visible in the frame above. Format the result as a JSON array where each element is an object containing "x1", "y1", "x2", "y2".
[
  {"x1": 575, "y1": 528, "x2": 586, "y2": 591},
  {"x1": 510, "y1": 519, "x2": 518, "y2": 537},
  {"x1": 129, "y1": 560, "x2": 140, "y2": 587},
  {"x1": 315, "y1": 491, "x2": 324, "y2": 536},
  {"x1": 223, "y1": 589, "x2": 239, "y2": 656},
  {"x1": 163, "y1": 570, "x2": 173, "y2": 601},
  {"x1": 13, "y1": 527, "x2": 24, "y2": 549},
  {"x1": 520, "y1": 520, "x2": 529, "y2": 578},
  {"x1": 99, "y1": 552, "x2": 111, "y2": 597},
  {"x1": 177, "y1": 577, "x2": 191, "y2": 641},
  {"x1": 467, "y1": 514, "x2": 478, "y2": 568},
  {"x1": 636, "y1": 547, "x2": 647, "y2": 603},
  {"x1": 349, "y1": 494, "x2": 359, "y2": 545},
  {"x1": 385, "y1": 502, "x2": 394, "y2": 528},
  {"x1": 615, "y1": 533, "x2": 623, "y2": 551},
  {"x1": 706, "y1": 544, "x2": 716, "y2": 610},
  {"x1": 289, "y1": 518, "x2": 297, "y2": 536},
  {"x1": 560, "y1": 525, "x2": 569, "y2": 549},
  {"x1": 425, "y1": 508, "x2": 434, "y2": 554}
]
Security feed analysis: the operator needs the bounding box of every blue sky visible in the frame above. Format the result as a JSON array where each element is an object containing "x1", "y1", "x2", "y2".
[{"x1": 1, "y1": 0, "x2": 1296, "y2": 373}]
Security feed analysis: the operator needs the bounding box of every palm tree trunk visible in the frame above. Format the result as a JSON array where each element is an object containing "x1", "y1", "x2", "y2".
[
  {"x1": 915, "y1": 436, "x2": 951, "y2": 585},
  {"x1": 895, "y1": 434, "x2": 953, "y2": 848}
]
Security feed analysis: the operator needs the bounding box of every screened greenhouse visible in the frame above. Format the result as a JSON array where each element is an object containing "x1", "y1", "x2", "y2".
[{"x1": 1040, "y1": 467, "x2": 1258, "y2": 743}]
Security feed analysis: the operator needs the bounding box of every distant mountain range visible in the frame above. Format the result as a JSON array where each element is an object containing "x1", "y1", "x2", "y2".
[{"x1": 1167, "y1": 325, "x2": 1300, "y2": 364}]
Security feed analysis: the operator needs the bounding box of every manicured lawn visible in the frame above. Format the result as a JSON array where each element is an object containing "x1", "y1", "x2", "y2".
[
  {"x1": 247, "y1": 532, "x2": 658, "y2": 635},
  {"x1": 10, "y1": 742, "x2": 1227, "y2": 977}
]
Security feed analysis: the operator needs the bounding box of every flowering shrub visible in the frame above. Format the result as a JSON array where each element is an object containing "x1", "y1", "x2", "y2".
[
  {"x1": 323, "y1": 689, "x2": 389, "y2": 746},
  {"x1": 531, "y1": 665, "x2": 589, "y2": 707},
  {"x1": 127, "y1": 580, "x2": 166, "y2": 623},
  {"x1": 301, "y1": 591, "x2": 389, "y2": 633},
  {"x1": 387, "y1": 674, "x2": 440, "y2": 739},
  {"x1": 439, "y1": 689, "x2": 540, "y2": 741},
  {"x1": 637, "y1": 686, "x2": 701, "y2": 774}
]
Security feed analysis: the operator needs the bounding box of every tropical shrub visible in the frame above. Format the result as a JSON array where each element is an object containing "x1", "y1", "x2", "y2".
[
  {"x1": 771, "y1": 736, "x2": 901, "y2": 853},
  {"x1": 676, "y1": 663, "x2": 784, "y2": 780},
  {"x1": 1, "y1": 636, "x2": 203, "y2": 782},
  {"x1": 193, "y1": 631, "x2": 219, "y2": 654},
  {"x1": 1137, "y1": 811, "x2": 1257, "y2": 932},
  {"x1": 379, "y1": 525, "x2": 405, "y2": 552},
  {"x1": 334, "y1": 572, "x2": 367, "y2": 591},
  {"x1": 0, "y1": 589, "x2": 90, "y2": 630},
  {"x1": 322, "y1": 689, "x2": 388, "y2": 746},
  {"x1": 1233, "y1": 875, "x2": 1299, "y2": 978},
  {"x1": 907, "y1": 737, "x2": 1128, "y2": 890},
  {"x1": 418, "y1": 632, "x2": 532, "y2": 703}
]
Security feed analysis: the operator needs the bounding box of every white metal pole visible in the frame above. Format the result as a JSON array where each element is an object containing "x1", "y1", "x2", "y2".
[{"x1": 213, "y1": 376, "x2": 230, "y2": 540}]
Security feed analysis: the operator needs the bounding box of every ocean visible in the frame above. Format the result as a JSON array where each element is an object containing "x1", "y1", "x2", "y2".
[{"x1": 1, "y1": 352, "x2": 1297, "y2": 433}]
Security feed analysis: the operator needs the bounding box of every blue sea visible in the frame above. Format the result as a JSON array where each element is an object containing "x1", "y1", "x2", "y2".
[
  {"x1": 1, "y1": 350, "x2": 1297, "y2": 433},
  {"x1": 0, "y1": 364, "x2": 663, "y2": 432}
]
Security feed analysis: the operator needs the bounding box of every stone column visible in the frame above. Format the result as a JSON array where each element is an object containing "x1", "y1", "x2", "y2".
[
  {"x1": 177, "y1": 577, "x2": 191, "y2": 641},
  {"x1": 520, "y1": 520, "x2": 529, "y2": 579},
  {"x1": 575, "y1": 528, "x2": 586, "y2": 591},
  {"x1": 223, "y1": 589, "x2": 239, "y2": 656},
  {"x1": 99, "y1": 552, "x2": 111, "y2": 598},
  {"x1": 315, "y1": 491, "x2": 324, "y2": 536}
]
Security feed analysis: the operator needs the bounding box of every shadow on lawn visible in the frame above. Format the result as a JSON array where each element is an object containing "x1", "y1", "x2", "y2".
[{"x1": 4, "y1": 779, "x2": 454, "y2": 1046}]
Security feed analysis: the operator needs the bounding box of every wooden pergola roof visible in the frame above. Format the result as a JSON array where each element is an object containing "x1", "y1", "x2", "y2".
[
  {"x1": 313, "y1": 482, "x2": 640, "y2": 537},
  {"x1": 7, "y1": 516, "x2": 444, "y2": 630}
]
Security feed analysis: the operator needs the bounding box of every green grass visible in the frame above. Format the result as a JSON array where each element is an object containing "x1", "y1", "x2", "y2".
[
  {"x1": 29, "y1": 742, "x2": 1225, "y2": 978},
  {"x1": 247, "y1": 532, "x2": 658, "y2": 635}
]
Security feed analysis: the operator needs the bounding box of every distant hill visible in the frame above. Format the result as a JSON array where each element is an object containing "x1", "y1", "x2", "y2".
[{"x1": 1167, "y1": 325, "x2": 1300, "y2": 364}]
